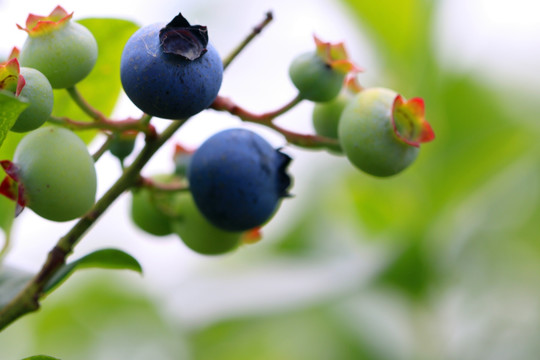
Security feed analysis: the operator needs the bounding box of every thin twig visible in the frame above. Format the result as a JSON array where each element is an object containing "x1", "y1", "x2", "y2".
[
  {"x1": 140, "y1": 176, "x2": 189, "y2": 193},
  {"x1": 211, "y1": 95, "x2": 339, "y2": 149},
  {"x1": 92, "y1": 135, "x2": 113, "y2": 162},
  {"x1": 222, "y1": 11, "x2": 274, "y2": 70},
  {"x1": 0, "y1": 230, "x2": 12, "y2": 264},
  {"x1": 66, "y1": 86, "x2": 107, "y2": 121},
  {"x1": 49, "y1": 115, "x2": 152, "y2": 135}
]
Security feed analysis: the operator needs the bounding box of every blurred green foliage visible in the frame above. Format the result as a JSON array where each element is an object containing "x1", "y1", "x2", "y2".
[{"x1": 2, "y1": 0, "x2": 540, "y2": 359}]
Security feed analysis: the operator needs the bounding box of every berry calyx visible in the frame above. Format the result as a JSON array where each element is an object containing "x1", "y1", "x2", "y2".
[
  {"x1": 173, "y1": 144, "x2": 195, "y2": 177},
  {"x1": 0, "y1": 57, "x2": 25, "y2": 96},
  {"x1": 17, "y1": 6, "x2": 98, "y2": 89},
  {"x1": 188, "y1": 128, "x2": 292, "y2": 232},
  {"x1": 289, "y1": 35, "x2": 360, "y2": 102},
  {"x1": 392, "y1": 95, "x2": 435, "y2": 147},
  {"x1": 16, "y1": 5, "x2": 73, "y2": 36},
  {"x1": 120, "y1": 13, "x2": 223, "y2": 119}
]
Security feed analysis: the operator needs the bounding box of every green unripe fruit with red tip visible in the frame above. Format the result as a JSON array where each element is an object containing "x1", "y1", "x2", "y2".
[
  {"x1": 289, "y1": 35, "x2": 359, "y2": 102},
  {"x1": 17, "y1": 6, "x2": 98, "y2": 89},
  {"x1": 289, "y1": 52, "x2": 345, "y2": 102},
  {"x1": 13, "y1": 126, "x2": 97, "y2": 221},
  {"x1": 338, "y1": 88, "x2": 419, "y2": 177},
  {"x1": 11, "y1": 67, "x2": 54, "y2": 133},
  {"x1": 171, "y1": 192, "x2": 241, "y2": 256}
]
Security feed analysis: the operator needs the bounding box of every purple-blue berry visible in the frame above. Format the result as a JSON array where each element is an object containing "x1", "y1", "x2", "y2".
[
  {"x1": 120, "y1": 13, "x2": 223, "y2": 119},
  {"x1": 188, "y1": 128, "x2": 292, "y2": 232}
]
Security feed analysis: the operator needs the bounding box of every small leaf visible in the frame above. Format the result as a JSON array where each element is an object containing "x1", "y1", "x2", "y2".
[
  {"x1": 21, "y1": 356, "x2": 61, "y2": 360},
  {"x1": 0, "y1": 265, "x2": 33, "y2": 310},
  {"x1": 43, "y1": 248, "x2": 142, "y2": 294},
  {"x1": 0, "y1": 90, "x2": 28, "y2": 149}
]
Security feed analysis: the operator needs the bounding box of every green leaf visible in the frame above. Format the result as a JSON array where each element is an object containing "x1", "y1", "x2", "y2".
[
  {"x1": 0, "y1": 266, "x2": 33, "y2": 310},
  {"x1": 0, "y1": 90, "x2": 28, "y2": 149},
  {"x1": 51, "y1": 18, "x2": 139, "y2": 144},
  {"x1": 43, "y1": 248, "x2": 142, "y2": 294},
  {"x1": 21, "y1": 356, "x2": 61, "y2": 360}
]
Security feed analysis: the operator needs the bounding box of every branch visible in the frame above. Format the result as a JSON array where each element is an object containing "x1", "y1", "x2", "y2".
[
  {"x1": 211, "y1": 95, "x2": 340, "y2": 149},
  {"x1": 222, "y1": 11, "x2": 273, "y2": 70},
  {"x1": 0, "y1": 119, "x2": 186, "y2": 331},
  {"x1": 66, "y1": 86, "x2": 107, "y2": 121},
  {"x1": 49, "y1": 115, "x2": 153, "y2": 136}
]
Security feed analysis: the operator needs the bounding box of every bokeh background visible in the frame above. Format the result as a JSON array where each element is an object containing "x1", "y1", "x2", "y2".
[{"x1": 1, "y1": 0, "x2": 540, "y2": 359}]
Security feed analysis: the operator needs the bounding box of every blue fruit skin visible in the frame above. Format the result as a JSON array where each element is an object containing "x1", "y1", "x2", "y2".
[
  {"x1": 120, "y1": 22, "x2": 223, "y2": 119},
  {"x1": 188, "y1": 129, "x2": 292, "y2": 232}
]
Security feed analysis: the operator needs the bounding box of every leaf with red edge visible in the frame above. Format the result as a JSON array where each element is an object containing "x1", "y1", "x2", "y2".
[{"x1": 391, "y1": 94, "x2": 435, "y2": 147}]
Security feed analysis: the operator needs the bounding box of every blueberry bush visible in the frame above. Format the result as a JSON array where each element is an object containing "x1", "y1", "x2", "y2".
[
  {"x1": 0, "y1": 4, "x2": 434, "y2": 340},
  {"x1": 8, "y1": 1, "x2": 539, "y2": 358}
]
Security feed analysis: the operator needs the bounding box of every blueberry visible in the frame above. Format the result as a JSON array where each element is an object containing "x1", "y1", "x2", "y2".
[
  {"x1": 188, "y1": 128, "x2": 292, "y2": 231},
  {"x1": 120, "y1": 13, "x2": 223, "y2": 119}
]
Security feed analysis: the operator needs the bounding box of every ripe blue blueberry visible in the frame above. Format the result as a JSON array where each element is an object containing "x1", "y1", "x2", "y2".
[
  {"x1": 188, "y1": 128, "x2": 292, "y2": 232},
  {"x1": 120, "y1": 13, "x2": 223, "y2": 119}
]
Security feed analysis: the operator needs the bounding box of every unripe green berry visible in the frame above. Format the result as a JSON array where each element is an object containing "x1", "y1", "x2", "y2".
[
  {"x1": 11, "y1": 67, "x2": 54, "y2": 133},
  {"x1": 338, "y1": 88, "x2": 419, "y2": 177},
  {"x1": 130, "y1": 175, "x2": 176, "y2": 237},
  {"x1": 109, "y1": 131, "x2": 137, "y2": 161},
  {"x1": 171, "y1": 192, "x2": 241, "y2": 255},
  {"x1": 13, "y1": 126, "x2": 97, "y2": 221},
  {"x1": 289, "y1": 52, "x2": 345, "y2": 102}
]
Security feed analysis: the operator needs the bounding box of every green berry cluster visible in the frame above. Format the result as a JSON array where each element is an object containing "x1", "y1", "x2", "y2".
[
  {"x1": 289, "y1": 35, "x2": 435, "y2": 177},
  {"x1": 0, "y1": 7, "x2": 435, "y2": 255}
]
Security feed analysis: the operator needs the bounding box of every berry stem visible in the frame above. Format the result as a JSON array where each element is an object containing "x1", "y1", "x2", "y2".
[
  {"x1": 211, "y1": 94, "x2": 339, "y2": 149},
  {"x1": 49, "y1": 115, "x2": 151, "y2": 134},
  {"x1": 222, "y1": 11, "x2": 273, "y2": 70},
  {"x1": 0, "y1": 119, "x2": 185, "y2": 332},
  {"x1": 140, "y1": 175, "x2": 189, "y2": 193},
  {"x1": 0, "y1": 230, "x2": 12, "y2": 265},
  {"x1": 91, "y1": 134, "x2": 113, "y2": 162},
  {"x1": 66, "y1": 86, "x2": 107, "y2": 122}
]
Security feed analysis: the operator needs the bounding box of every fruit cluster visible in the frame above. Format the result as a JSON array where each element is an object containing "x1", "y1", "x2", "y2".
[{"x1": 0, "y1": 7, "x2": 435, "y2": 257}]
